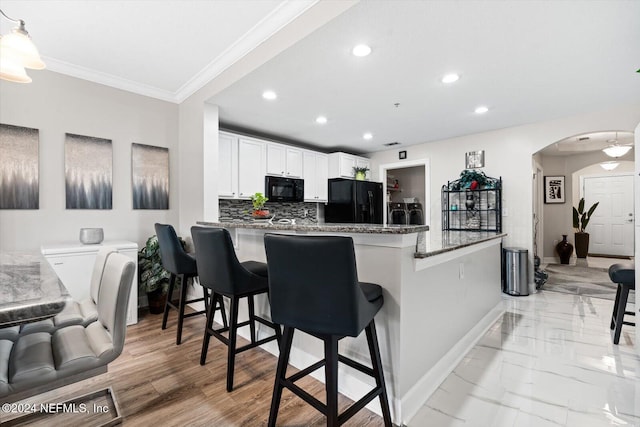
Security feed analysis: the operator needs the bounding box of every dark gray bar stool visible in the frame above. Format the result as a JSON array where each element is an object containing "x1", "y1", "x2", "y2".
[
  {"x1": 609, "y1": 263, "x2": 635, "y2": 345},
  {"x1": 155, "y1": 223, "x2": 225, "y2": 345},
  {"x1": 191, "y1": 226, "x2": 281, "y2": 392},
  {"x1": 264, "y1": 234, "x2": 392, "y2": 427}
]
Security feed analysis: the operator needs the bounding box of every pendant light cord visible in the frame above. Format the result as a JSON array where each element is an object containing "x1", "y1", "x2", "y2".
[{"x1": 0, "y1": 9, "x2": 22, "y2": 24}]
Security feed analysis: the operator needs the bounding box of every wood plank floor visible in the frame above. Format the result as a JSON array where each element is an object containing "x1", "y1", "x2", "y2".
[{"x1": 3, "y1": 308, "x2": 385, "y2": 427}]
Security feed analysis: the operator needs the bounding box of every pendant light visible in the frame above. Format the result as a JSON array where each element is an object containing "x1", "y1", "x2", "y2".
[
  {"x1": 600, "y1": 161, "x2": 620, "y2": 171},
  {"x1": 602, "y1": 132, "x2": 631, "y2": 158},
  {"x1": 0, "y1": 9, "x2": 45, "y2": 83}
]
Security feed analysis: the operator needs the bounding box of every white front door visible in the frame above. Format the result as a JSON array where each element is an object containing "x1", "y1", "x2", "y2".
[{"x1": 583, "y1": 174, "x2": 634, "y2": 256}]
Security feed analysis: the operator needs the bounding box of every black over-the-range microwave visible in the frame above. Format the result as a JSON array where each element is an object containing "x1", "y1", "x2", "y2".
[{"x1": 265, "y1": 176, "x2": 304, "y2": 202}]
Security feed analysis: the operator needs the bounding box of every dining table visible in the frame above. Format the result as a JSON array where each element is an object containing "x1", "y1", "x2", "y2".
[{"x1": 0, "y1": 252, "x2": 71, "y2": 328}]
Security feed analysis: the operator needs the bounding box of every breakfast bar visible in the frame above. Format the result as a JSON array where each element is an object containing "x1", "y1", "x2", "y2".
[{"x1": 197, "y1": 220, "x2": 505, "y2": 424}]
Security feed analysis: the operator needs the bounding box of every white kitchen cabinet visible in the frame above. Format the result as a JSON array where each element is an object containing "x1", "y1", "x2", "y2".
[
  {"x1": 303, "y1": 151, "x2": 328, "y2": 201},
  {"x1": 41, "y1": 240, "x2": 139, "y2": 325},
  {"x1": 285, "y1": 147, "x2": 303, "y2": 177},
  {"x1": 266, "y1": 143, "x2": 286, "y2": 176},
  {"x1": 238, "y1": 137, "x2": 266, "y2": 198},
  {"x1": 328, "y1": 152, "x2": 371, "y2": 180},
  {"x1": 266, "y1": 142, "x2": 302, "y2": 178},
  {"x1": 218, "y1": 132, "x2": 239, "y2": 198}
]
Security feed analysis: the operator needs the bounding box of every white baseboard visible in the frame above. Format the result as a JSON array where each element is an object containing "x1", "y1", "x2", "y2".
[{"x1": 398, "y1": 303, "x2": 505, "y2": 425}]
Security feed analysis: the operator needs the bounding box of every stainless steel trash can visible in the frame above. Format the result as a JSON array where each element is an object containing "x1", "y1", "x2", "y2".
[{"x1": 503, "y1": 247, "x2": 529, "y2": 296}]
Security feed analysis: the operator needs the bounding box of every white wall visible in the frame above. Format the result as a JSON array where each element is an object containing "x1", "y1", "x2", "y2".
[
  {"x1": 366, "y1": 104, "x2": 640, "y2": 283},
  {"x1": 0, "y1": 71, "x2": 179, "y2": 251},
  {"x1": 177, "y1": 1, "x2": 357, "y2": 238}
]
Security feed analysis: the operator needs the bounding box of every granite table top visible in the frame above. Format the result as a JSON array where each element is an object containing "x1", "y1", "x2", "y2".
[
  {"x1": 197, "y1": 220, "x2": 430, "y2": 234},
  {"x1": 415, "y1": 231, "x2": 507, "y2": 258},
  {"x1": 0, "y1": 252, "x2": 71, "y2": 327}
]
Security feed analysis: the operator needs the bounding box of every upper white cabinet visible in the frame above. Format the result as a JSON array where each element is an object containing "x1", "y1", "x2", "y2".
[
  {"x1": 328, "y1": 152, "x2": 371, "y2": 180},
  {"x1": 286, "y1": 148, "x2": 303, "y2": 177},
  {"x1": 218, "y1": 132, "x2": 239, "y2": 198},
  {"x1": 238, "y1": 137, "x2": 266, "y2": 198},
  {"x1": 303, "y1": 151, "x2": 328, "y2": 201},
  {"x1": 217, "y1": 131, "x2": 335, "y2": 202},
  {"x1": 266, "y1": 142, "x2": 302, "y2": 178}
]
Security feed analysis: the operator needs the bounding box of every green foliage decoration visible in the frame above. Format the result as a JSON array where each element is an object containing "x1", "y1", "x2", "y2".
[
  {"x1": 572, "y1": 197, "x2": 599, "y2": 233},
  {"x1": 138, "y1": 235, "x2": 189, "y2": 294},
  {"x1": 251, "y1": 192, "x2": 268, "y2": 211}
]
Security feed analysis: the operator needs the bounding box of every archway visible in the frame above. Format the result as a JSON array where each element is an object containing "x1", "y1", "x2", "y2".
[{"x1": 532, "y1": 130, "x2": 634, "y2": 296}]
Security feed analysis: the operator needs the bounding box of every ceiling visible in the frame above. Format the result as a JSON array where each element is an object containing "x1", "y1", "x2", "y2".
[
  {"x1": 0, "y1": 0, "x2": 316, "y2": 101},
  {"x1": 538, "y1": 131, "x2": 635, "y2": 157},
  {"x1": 1, "y1": 1, "x2": 639, "y2": 154}
]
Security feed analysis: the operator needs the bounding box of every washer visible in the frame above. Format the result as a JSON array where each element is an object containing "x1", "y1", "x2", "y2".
[{"x1": 388, "y1": 202, "x2": 408, "y2": 224}]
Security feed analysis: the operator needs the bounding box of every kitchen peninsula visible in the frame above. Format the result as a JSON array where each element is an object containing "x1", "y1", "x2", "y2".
[{"x1": 196, "y1": 220, "x2": 505, "y2": 425}]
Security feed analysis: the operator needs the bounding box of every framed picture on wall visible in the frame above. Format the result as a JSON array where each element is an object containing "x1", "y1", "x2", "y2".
[
  {"x1": 0, "y1": 123, "x2": 39, "y2": 209},
  {"x1": 544, "y1": 175, "x2": 565, "y2": 204}
]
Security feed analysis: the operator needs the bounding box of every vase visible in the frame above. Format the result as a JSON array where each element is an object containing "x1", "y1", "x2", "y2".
[
  {"x1": 355, "y1": 171, "x2": 366, "y2": 181},
  {"x1": 574, "y1": 232, "x2": 590, "y2": 258},
  {"x1": 465, "y1": 193, "x2": 475, "y2": 210},
  {"x1": 555, "y1": 235, "x2": 573, "y2": 264}
]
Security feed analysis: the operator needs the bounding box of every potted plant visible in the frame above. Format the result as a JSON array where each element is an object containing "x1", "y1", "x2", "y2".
[
  {"x1": 250, "y1": 192, "x2": 270, "y2": 218},
  {"x1": 572, "y1": 197, "x2": 599, "y2": 258},
  {"x1": 138, "y1": 235, "x2": 189, "y2": 313},
  {"x1": 353, "y1": 166, "x2": 369, "y2": 181}
]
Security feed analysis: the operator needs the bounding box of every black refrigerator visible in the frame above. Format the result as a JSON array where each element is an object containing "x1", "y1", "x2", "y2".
[{"x1": 324, "y1": 178, "x2": 383, "y2": 224}]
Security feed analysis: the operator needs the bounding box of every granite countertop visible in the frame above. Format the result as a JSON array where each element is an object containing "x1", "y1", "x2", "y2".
[
  {"x1": 197, "y1": 220, "x2": 430, "y2": 234},
  {"x1": 0, "y1": 252, "x2": 71, "y2": 327},
  {"x1": 415, "y1": 231, "x2": 507, "y2": 258}
]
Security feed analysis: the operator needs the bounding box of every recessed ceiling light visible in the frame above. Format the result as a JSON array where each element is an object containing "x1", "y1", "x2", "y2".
[
  {"x1": 316, "y1": 116, "x2": 327, "y2": 124},
  {"x1": 363, "y1": 132, "x2": 373, "y2": 140},
  {"x1": 262, "y1": 90, "x2": 277, "y2": 100},
  {"x1": 474, "y1": 106, "x2": 489, "y2": 114},
  {"x1": 352, "y1": 44, "x2": 372, "y2": 57},
  {"x1": 441, "y1": 73, "x2": 460, "y2": 83}
]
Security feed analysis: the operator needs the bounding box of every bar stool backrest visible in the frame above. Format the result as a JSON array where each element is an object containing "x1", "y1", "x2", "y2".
[
  {"x1": 191, "y1": 226, "x2": 256, "y2": 295},
  {"x1": 154, "y1": 223, "x2": 196, "y2": 275},
  {"x1": 264, "y1": 234, "x2": 370, "y2": 337}
]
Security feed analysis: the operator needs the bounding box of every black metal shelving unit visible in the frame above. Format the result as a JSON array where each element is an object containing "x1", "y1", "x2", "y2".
[{"x1": 442, "y1": 176, "x2": 502, "y2": 232}]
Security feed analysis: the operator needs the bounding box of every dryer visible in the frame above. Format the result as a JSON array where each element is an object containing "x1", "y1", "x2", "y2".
[{"x1": 407, "y1": 202, "x2": 424, "y2": 225}]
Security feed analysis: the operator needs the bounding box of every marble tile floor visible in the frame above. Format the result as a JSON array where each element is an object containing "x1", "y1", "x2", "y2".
[{"x1": 408, "y1": 291, "x2": 639, "y2": 427}]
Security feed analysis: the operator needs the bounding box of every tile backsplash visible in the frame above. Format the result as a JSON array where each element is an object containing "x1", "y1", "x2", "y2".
[{"x1": 218, "y1": 199, "x2": 319, "y2": 223}]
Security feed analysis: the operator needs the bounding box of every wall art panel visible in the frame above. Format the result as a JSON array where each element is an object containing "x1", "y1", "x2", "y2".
[
  {"x1": 0, "y1": 123, "x2": 39, "y2": 209},
  {"x1": 65, "y1": 133, "x2": 112, "y2": 209},
  {"x1": 132, "y1": 143, "x2": 169, "y2": 209}
]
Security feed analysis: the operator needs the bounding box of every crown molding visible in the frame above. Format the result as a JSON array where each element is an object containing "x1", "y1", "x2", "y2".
[
  {"x1": 173, "y1": 0, "x2": 319, "y2": 103},
  {"x1": 40, "y1": 1, "x2": 318, "y2": 104},
  {"x1": 43, "y1": 56, "x2": 178, "y2": 103}
]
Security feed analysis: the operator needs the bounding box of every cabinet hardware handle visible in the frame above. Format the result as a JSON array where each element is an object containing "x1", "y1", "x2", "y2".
[{"x1": 54, "y1": 262, "x2": 63, "y2": 265}]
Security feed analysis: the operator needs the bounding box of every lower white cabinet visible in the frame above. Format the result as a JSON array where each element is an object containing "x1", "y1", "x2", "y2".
[{"x1": 41, "y1": 240, "x2": 139, "y2": 325}]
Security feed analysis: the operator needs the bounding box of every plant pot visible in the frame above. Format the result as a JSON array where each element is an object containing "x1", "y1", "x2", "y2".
[
  {"x1": 355, "y1": 171, "x2": 366, "y2": 181},
  {"x1": 574, "y1": 232, "x2": 590, "y2": 258},
  {"x1": 555, "y1": 234, "x2": 573, "y2": 264},
  {"x1": 147, "y1": 288, "x2": 167, "y2": 314},
  {"x1": 251, "y1": 209, "x2": 270, "y2": 218}
]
